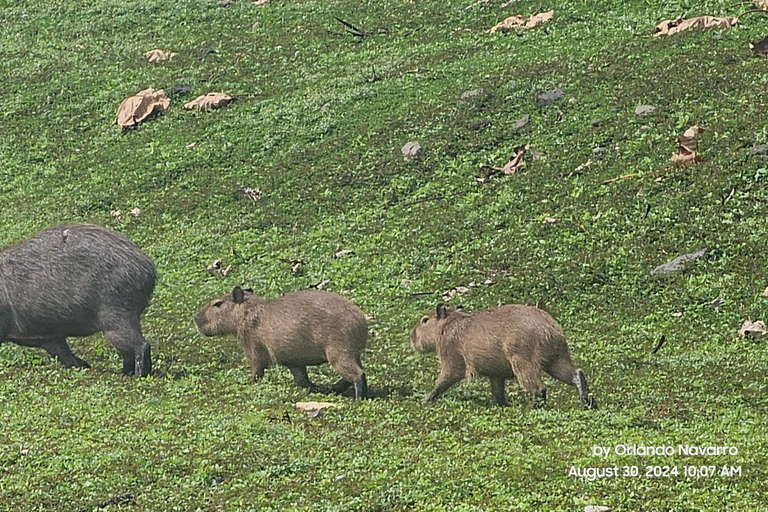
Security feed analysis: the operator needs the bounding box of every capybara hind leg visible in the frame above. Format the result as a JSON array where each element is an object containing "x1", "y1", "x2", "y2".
[
  {"x1": 40, "y1": 338, "x2": 90, "y2": 369},
  {"x1": 104, "y1": 315, "x2": 151, "y2": 377},
  {"x1": 424, "y1": 369, "x2": 463, "y2": 402},
  {"x1": 511, "y1": 358, "x2": 546, "y2": 408},
  {"x1": 575, "y1": 369, "x2": 598, "y2": 409},
  {"x1": 331, "y1": 378, "x2": 353, "y2": 394},
  {"x1": 327, "y1": 352, "x2": 367, "y2": 400},
  {"x1": 288, "y1": 366, "x2": 318, "y2": 391},
  {"x1": 489, "y1": 377, "x2": 508, "y2": 406}
]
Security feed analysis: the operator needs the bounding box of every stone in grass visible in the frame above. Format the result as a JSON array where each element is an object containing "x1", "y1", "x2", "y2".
[
  {"x1": 749, "y1": 145, "x2": 768, "y2": 157},
  {"x1": 512, "y1": 114, "x2": 530, "y2": 130},
  {"x1": 650, "y1": 248, "x2": 708, "y2": 276},
  {"x1": 460, "y1": 88, "x2": 485, "y2": 100},
  {"x1": 585, "y1": 507, "x2": 611, "y2": 512},
  {"x1": 402, "y1": 141, "x2": 423, "y2": 162},
  {"x1": 537, "y1": 88, "x2": 564, "y2": 106},
  {"x1": 635, "y1": 105, "x2": 656, "y2": 116},
  {"x1": 334, "y1": 474, "x2": 348, "y2": 482}
]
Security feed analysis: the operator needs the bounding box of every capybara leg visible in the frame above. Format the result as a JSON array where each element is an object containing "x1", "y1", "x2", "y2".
[
  {"x1": 511, "y1": 358, "x2": 546, "y2": 408},
  {"x1": 288, "y1": 366, "x2": 318, "y2": 391},
  {"x1": 104, "y1": 316, "x2": 151, "y2": 377},
  {"x1": 331, "y1": 378, "x2": 353, "y2": 394},
  {"x1": 328, "y1": 351, "x2": 367, "y2": 400},
  {"x1": 574, "y1": 369, "x2": 598, "y2": 410},
  {"x1": 489, "y1": 377, "x2": 508, "y2": 406},
  {"x1": 40, "y1": 338, "x2": 90, "y2": 369},
  {"x1": 424, "y1": 369, "x2": 463, "y2": 402}
]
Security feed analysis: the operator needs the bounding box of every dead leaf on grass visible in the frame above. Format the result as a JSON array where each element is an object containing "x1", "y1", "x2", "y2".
[
  {"x1": 115, "y1": 88, "x2": 170, "y2": 128},
  {"x1": 487, "y1": 10, "x2": 553, "y2": 33},
  {"x1": 183, "y1": 92, "x2": 233, "y2": 112},
  {"x1": 144, "y1": 49, "x2": 177, "y2": 63},
  {"x1": 653, "y1": 16, "x2": 737, "y2": 37},
  {"x1": 756, "y1": 0, "x2": 768, "y2": 10},
  {"x1": 477, "y1": 145, "x2": 528, "y2": 182},
  {"x1": 296, "y1": 401, "x2": 337, "y2": 412},
  {"x1": 739, "y1": 320, "x2": 766, "y2": 339},
  {"x1": 671, "y1": 125, "x2": 704, "y2": 166}
]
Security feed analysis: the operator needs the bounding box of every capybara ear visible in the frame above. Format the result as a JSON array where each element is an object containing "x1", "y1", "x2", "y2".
[
  {"x1": 436, "y1": 303, "x2": 448, "y2": 319},
  {"x1": 455, "y1": 304, "x2": 464, "y2": 312},
  {"x1": 232, "y1": 286, "x2": 245, "y2": 304},
  {"x1": 244, "y1": 288, "x2": 254, "y2": 294}
]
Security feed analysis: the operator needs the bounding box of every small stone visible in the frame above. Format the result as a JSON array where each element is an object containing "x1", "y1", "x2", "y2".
[
  {"x1": 585, "y1": 507, "x2": 611, "y2": 512},
  {"x1": 170, "y1": 84, "x2": 193, "y2": 95},
  {"x1": 402, "y1": 141, "x2": 423, "y2": 162},
  {"x1": 568, "y1": 97, "x2": 577, "y2": 104},
  {"x1": 651, "y1": 248, "x2": 708, "y2": 276},
  {"x1": 334, "y1": 474, "x2": 348, "y2": 482},
  {"x1": 612, "y1": 106, "x2": 624, "y2": 113},
  {"x1": 401, "y1": 279, "x2": 412, "y2": 287},
  {"x1": 460, "y1": 88, "x2": 484, "y2": 100},
  {"x1": 749, "y1": 145, "x2": 768, "y2": 157},
  {"x1": 671, "y1": 312, "x2": 683, "y2": 318},
  {"x1": 592, "y1": 147, "x2": 603, "y2": 154},
  {"x1": 762, "y1": 287, "x2": 768, "y2": 298},
  {"x1": 635, "y1": 105, "x2": 656, "y2": 116},
  {"x1": 511, "y1": 114, "x2": 530, "y2": 130},
  {"x1": 640, "y1": 125, "x2": 652, "y2": 131},
  {"x1": 537, "y1": 88, "x2": 565, "y2": 106}
]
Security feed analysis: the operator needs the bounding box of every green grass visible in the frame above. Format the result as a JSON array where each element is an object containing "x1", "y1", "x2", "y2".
[{"x1": 3, "y1": 0, "x2": 768, "y2": 509}]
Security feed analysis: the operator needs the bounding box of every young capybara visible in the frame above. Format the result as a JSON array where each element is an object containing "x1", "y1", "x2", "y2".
[
  {"x1": 0, "y1": 224, "x2": 156, "y2": 376},
  {"x1": 195, "y1": 286, "x2": 369, "y2": 399},
  {"x1": 411, "y1": 303, "x2": 597, "y2": 409}
]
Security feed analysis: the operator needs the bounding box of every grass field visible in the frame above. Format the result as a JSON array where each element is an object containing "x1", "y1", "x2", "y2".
[{"x1": 2, "y1": 0, "x2": 768, "y2": 510}]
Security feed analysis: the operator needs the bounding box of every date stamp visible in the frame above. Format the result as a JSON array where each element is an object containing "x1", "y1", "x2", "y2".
[{"x1": 569, "y1": 464, "x2": 742, "y2": 480}]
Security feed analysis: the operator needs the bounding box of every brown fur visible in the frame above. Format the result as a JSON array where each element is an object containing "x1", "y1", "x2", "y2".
[
  {"x1": 195, "y1": 287, "x2": 368, "y2": 399},
  {"x1": 410, "y1": 303, "x2": 597, "y2": 409}
]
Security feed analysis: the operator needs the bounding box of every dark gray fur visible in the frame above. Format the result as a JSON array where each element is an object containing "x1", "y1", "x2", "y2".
[{"x1": 0, "y1": 224, "x2": 156, "y2": 376}]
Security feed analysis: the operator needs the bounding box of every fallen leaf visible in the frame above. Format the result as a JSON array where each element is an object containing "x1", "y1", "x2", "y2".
[
  {"x1": 739, "y1": 320, "x2": 766, "y2": 339},
  {"x1": 511, "y1": 114, "x2": 530, "y2": 130},
  {"x1": 144, "y1": 49, "x2": 176, "y2": 63},
  {"x1": 115, "y1": 88, "x2": 170, "y2": 128},
  {"x1": 110, "y1": 210, "x2": 121, "y2": 221},
  {"x1": 254, "y1": 0, "x2": 269, "y2": 4},
  {"x1": 757, "y1": 0, "x2": 768, "y2": 10},
  {"x1": 653, "y1": 16, "x2": 737, "y2": 37},
  {"x1": 651, "y1": 248, "x2": 708, "y2": 276},
  {"x1": 206, "y1": 259, "x2": 232, "y2": 277},
  {"x1": 128, "y1": 207, "x2": 141, "y2": 217},
  {"x1": 334, "y1": 249, "x2": 354, "y2": 258},
  {"x1": 311, "y1": 279, "x2": 331, "y2": 290},
  {"x1": 711, "y1": 298, "x2": 724, "y2": 311},
  {"x1": 477, "y1": 145, "x2": 528, "y2": 182},
  {"x1": 236, "y1": 187, "x2": 262, "y2": 201},
  {"x1": 488, "y1": 10, "x2": 553, "y2": 33},
  {"x1": 671, "y1": 125, "x2": 704, "y2": 166},
  {"x1": 574, "y1": 159, "x2": 592, "y2": 173},
  {"x1": 183, "y1": 92, "x2": 233, "y2": 112},
  {"x1": 296, "y1": 401, "x2": 337, "y2": 412},
  {"x1": 763, "y1": 286, "x2": 768, "y2": 298},
  {"x1": 750, "y1": 36, "x2": 768, "y2": 57}
]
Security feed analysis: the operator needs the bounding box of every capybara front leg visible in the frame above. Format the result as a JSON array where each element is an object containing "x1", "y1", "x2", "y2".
[
  {"x1": 489, "y1": 377, "x2": 508, "y2": 406},
  {"x1": 424, "y1": 370, "x2": 463, "y2": 402},
  {"x1": 40, "y1": 338, "x2": 90, "y2": 369}
]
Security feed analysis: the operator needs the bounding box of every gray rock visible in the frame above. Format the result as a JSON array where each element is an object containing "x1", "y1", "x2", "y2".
[
  {"x1": 461, "y1": 88, "x2": 484, "y2": 100},
  {"x1": 537, "y1": 89, "x2": 565, "y2": 106},
  {"x1": 750, "y1": 145, "x2": 768, "y2": 157},
  {"x1": 402, "y1": 141, "x2": 423, "y2": 161},
  {"x1": 512, "y1": 114, "x2": 530, "y2": 130},
  {"x1": 635, "y1": 105, "x2": 656, "y2": 116},
  {"x1": 334, "y1": 474, "x2": 348, "y2": 482},
  {"x1": 651, "y1": 248, "x2": 708, "y2": 276},
  {"x1": 585, "y1": 507, "x2": 611, "y2": 512}
]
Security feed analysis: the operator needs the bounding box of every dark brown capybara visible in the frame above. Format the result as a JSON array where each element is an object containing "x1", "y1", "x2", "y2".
[
  {"x1": 411, "y1": 303, "x2": 597, "y2": 409},
  {"x1": 195, "y1": 286, "x2": 368, "y2": 399},
  {"x1": 0, "y1": 224, "x2": 156, "y2": 376}
]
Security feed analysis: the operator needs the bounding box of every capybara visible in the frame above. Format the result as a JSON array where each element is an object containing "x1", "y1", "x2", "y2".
[
  {"x1": 195, "y1": 286, "x2": 368, "y2": 399},
  {"x1": 411, "y1": 303, "x2": 597, "y2": 409},
  {"x1": 0, "y1": 224, "x2": 156, "y2": 376}
]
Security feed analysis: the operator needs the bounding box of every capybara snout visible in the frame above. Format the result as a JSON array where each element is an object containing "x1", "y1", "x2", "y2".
[
  {"x1": 411, "y1": 303, "x2": 597, "y2": 409},
  {"x1": 195, "y1": 286, "x2": 369, "y2": 400}
]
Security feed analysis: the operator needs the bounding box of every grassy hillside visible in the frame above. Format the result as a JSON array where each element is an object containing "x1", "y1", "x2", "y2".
[{"x1": 2, "y1": 0, "x2": 768, "y2": 509}]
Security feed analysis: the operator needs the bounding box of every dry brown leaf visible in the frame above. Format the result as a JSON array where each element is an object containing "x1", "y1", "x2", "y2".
[
  {"x1": 183, "y1": 92, "x2": 233, "y2": 112},
  {"x1": 671, "y1": 125, "x2": 704, "y2": 166},
  {"x1": 488, "y1": 10, "x2": 553, "y2": 33},
  {"x1": 653, "y1": 16, "x2": 737, "y2": 37},
  {"x1": 739, "y1": 320, "x2": 766, "y2": 339},
  {"x1": 757, "y1": 0, "x2": 768, "y2": 10},
  {"x1": 477, "y1": 145, "x2": 528, "y2": 181},
  {"x1": 115, "y1": 88, "x2": 170, "y2": 128},
  {"x1": 296, "y1": 401, "x2": 337, "y2": 412},
  {"x1": 144, "y1": 49, "x2": 177, "y2": 63}
]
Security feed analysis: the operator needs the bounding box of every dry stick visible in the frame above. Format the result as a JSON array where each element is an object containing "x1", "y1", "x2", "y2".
[{"x1": 603, "y1": 165, "x2": 672, "y2": 184}]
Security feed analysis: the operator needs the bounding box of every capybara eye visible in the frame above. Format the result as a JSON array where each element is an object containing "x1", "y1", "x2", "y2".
[
  {"x1": 421, "y1": 317, "x2": 429, "y2": 323},
  {"x1": 213, "y1": 301, "x2": 224, "y2": 308}
]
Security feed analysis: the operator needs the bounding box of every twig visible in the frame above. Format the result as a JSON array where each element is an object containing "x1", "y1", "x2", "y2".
[
  {"x1": 651, "y1": 335, "x2": 666, "y2": 355},
  {"x1": 334, "y1": 17, "x2": 366, "y2": 37}
]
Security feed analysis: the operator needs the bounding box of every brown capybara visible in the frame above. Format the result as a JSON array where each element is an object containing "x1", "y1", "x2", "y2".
[
  {"x1": 0, "y1": 224, "x2": 156, "y2": 376},
  {"x1": 195, "y1": 286, "x2": 368, "y2": 399},
  {"x1": 410, "y1": 303, "x2": 597, "y2": 409}
]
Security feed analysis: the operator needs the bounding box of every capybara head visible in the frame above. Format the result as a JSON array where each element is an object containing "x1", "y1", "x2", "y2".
[
  {"x1": 411, "y1": 303, "x2": 454, "y2": 353},
  {"x1": 195, "y1": 286, "x2": 253, "y2": 336}
]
